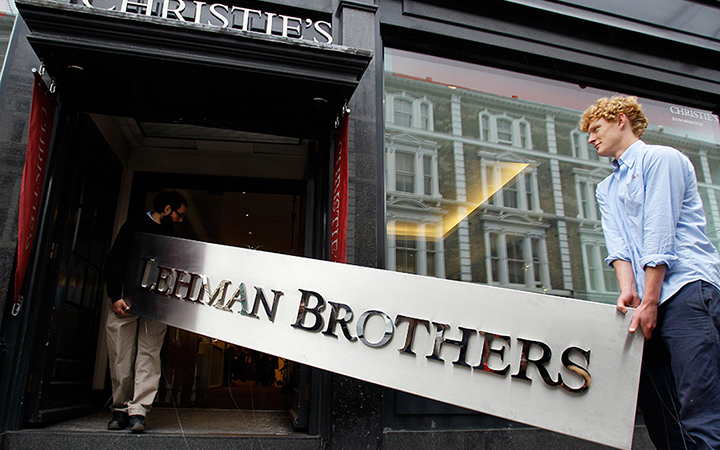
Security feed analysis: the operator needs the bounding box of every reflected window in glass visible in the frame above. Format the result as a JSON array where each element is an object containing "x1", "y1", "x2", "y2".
[
  {"x1": 480, "y1": 114, "x2": 490, "y2": 141},
  {"x1": 506, "y1": 235, "x2": 525, "y2": 285},
  {"x1": 396, "y1": 152, "x2": 415, "y2": 193},
  {"x1": 531, "y1": 238, "x2": 542, "y2": 287},
  {"x1": 394, "y1": 98, "x2": 412, "y2": 127},
  {"x1": 396, "y1": 223, "x2": 417, "y2": 274},
  {"x1": 423, "y1": 155, "x2": 433, "y2": 195},
  {"x1": 497, "y1": 118, "x2": 513, "y2": 144},
  {"x1": 489, "y1": 232, "x2": 500, "y2": 283},
  {"x1": 503, "y1": 178, "x2": 519, "y2": 209},
  {"x1": 384, "y1": 48, "x2": 720, "y2": 303},
  {"x1": 420, "y1": 103, "x2": 430, "y2": 130},
  {"x1": 427, "y1": 238, "x2": 437, "y2": 277}
]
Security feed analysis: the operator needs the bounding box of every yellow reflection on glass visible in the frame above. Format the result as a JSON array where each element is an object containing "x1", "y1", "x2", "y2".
[
  {"x1": 388, "y1": 221, "x2": 422, "y2": 237},
  {"x1": 386, "y1": 162, "x2": 529, "y2": 239},
  {"x1": 442, "y1": 162, "x2": 529, "y2": 236}
]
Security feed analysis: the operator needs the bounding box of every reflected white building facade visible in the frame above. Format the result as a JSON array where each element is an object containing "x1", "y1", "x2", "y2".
[{"x1": 385, "y1": 57, "x2": 720, "y2": 304}]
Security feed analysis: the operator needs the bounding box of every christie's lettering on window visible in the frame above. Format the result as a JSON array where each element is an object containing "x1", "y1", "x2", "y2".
[
  {"x1": 669, "y1": 105, "x2": 720, "y2": 126},
  {"x1": 75, "y1": 0, "x2": 333, "y2": 43}
]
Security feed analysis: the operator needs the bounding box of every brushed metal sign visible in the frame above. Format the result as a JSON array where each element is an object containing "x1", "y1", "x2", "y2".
[{"x1": 124, "y1": 233, "x2": 643, "y2": 449}]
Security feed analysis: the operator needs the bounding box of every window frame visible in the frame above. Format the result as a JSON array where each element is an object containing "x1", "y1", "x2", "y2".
[
  {"x1": 484, "y1": 228, "x2": 550, "y2": 290},
  {"x1": 580, "y1": 237, "x2": 620, "y2": 295},
  {"x1": 573, "y1": 168, "x2": 609, "y2": 221},
  {"x1": 385, "y1": 134, "x2": 441, "y2": 199},
  {"x1": 386, "y1": 92, "x2": 435, "y2": 131},
  {"x1": 478, "y1": 110, "x2": 533, "y2": 149},
  {"x1": 479, "y1": 155, "x2": 541, "y2": 212}
]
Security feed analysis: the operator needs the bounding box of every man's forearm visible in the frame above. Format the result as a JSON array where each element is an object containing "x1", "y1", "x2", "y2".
[
  {"x1": 642, "y1": 264, "x2": 666, "y2": 306},
  {"x1": 612, "y1": 260, "x2": 637, "y2": 297},
  {"x1": 612, "y1": 259, "x2": 640, "y2": 313},
  {"x1": 624, "y1": 264, "x2": 667, "y2": 339}
]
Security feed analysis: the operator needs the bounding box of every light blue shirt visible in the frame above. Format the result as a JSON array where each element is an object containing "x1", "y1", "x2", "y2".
[{"x1": 596, "y1": 140, "x2": 720, "y2": 304}]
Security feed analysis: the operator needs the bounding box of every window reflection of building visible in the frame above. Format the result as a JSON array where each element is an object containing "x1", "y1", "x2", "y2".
[
  {"x1": 573, "y1": 168, "x2": 607, "y2": 221},
  {"x1": 393, "y1": 151, "x2": 436, "y2": 196},
  {"x1": 394, "y1": 222, "x2": 417, "y2": 273},
  {"x1": 384, "y1": 59, "x2": 720, "y2": 303},
  {"x1": 485, "y1": 226, "x2": 550, "y2": 290},
  {"x1": 388, "y1": 221, "x2": 444, "y2": 277},
  {"x1": 476, "y1": 152, "x2": 550, "y2": 292},
  {"x1": 570, "y1": 129, "x2": 600, "y2": 161},
  {"x1": 387, "y1": 92, "x2": 434, "y2": 131},
  {"x1": 479, "y1": 110, "x2": 532, "y2": 149},
  {"x1": 386, "y1": 132, "x2": 445, "y2": 278},
  {"x1": 573, "y1": 163, "x2": 616, "y2": 300},
  {"x1": 581, "y1": 235, "x2": 620, "y2": 299},
  {"x1": 479, "y1": 153, "x2": 540, "y2": 211},
  {"x1": 386, "y1": 134, "x2": 440, "y2": 198}
]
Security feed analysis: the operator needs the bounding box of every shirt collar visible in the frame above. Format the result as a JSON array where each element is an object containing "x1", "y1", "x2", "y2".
[{"x1": 612, "y1": 140, "x2": 644, "y2": 171}]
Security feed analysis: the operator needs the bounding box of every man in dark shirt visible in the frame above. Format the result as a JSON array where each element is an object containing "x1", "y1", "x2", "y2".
[{"x1": 105, "y1": 190, "x2": 187, "y2": 433}]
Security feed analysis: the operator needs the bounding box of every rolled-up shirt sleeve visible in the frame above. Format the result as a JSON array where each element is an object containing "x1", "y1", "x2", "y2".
[
  {"x1": 596, "y1": 180, "x2": 631, "y2": 267},
  {"x1": 638, "y1": 148, "x2": 683, "y2": 270}
]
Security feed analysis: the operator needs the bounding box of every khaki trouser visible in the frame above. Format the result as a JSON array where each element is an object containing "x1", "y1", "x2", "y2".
[{"x1": 106, "y1": 309, "x2": 167, "y2": 417}]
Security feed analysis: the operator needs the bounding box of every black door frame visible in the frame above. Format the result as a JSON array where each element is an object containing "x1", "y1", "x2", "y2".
[
  {"x1": 0, "y1": 106, "x2": 97, "y2": 430},
  {"x1": 21, "y1": 111, "x2": 123, "y2": 424}
]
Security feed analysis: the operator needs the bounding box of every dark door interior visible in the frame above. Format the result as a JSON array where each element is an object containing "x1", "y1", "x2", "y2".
[
  {"x1": 24, "y1": 113, "x2": 122, "y2": 424},
  {"x1": 22, "y1": 114, "x2": 326, "y2": 428},
  {"x1": 125, "y1": 174, "x2": 305, "y2": 412}
]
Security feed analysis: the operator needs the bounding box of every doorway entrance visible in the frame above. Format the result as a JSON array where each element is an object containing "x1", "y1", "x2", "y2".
[
  {"x1": 14, "y1": 0, "x2": 371, "y2": 431},
  {"x1": 128, "y1": 179, "x2": 306, "y2": 412},
  {"x1": 93, "y1": 114, "x2": 319, "y2": 414},
  {"x1": 20, "y1": 109, "x2": 328, "y2": 429}
]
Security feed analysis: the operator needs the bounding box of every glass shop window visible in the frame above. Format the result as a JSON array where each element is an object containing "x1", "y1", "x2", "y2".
[
  {"x1": 384, "y1": 48, "x2": 720, "y2": 303},
  {"x1": 0, "y1": 1, "x2": 17, "y2": 73}
]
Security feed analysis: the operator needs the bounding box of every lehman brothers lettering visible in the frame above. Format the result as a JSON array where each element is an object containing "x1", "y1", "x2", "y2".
[
  {"x1": 139, "y1": 257, "x2": 592, "y2": 393},
  {"x1": 79, "y1": 0, "x2": 333, "y2": 43},
  {"x1": 125, "y1": 234, "x2": 643, "y2": 450}
]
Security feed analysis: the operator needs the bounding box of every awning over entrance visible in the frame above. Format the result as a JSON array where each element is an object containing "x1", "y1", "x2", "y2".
[{"x1": 15, "y1": 0, "x2": 373, "y2": 139}]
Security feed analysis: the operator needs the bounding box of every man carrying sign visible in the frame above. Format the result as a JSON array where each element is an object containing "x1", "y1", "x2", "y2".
[
  {"x1": 104, "y1": 190, "x2": 187, "y2": 433},
  {"x1": 580, "y1": 96, "x2": 720, "y2": 450}
]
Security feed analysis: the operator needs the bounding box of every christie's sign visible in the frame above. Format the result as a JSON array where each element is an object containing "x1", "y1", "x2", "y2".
[
  {"x1": 125, "y1": 234, "x2": 643, "y2": 450},
  {"x1": 669, "y1": 105, "x2": 719, "y2": 123},
  {"x1": 78, "y1": 0, "x2": 333, "y2": 43}
]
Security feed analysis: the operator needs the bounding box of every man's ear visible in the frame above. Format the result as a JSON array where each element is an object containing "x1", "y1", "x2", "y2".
[
  {"x1": 162, "y1": 204, "x2": 172, "y2": 216},
  {"x1": 617, "y1": 113, "x2": 628, "y2": 130}
]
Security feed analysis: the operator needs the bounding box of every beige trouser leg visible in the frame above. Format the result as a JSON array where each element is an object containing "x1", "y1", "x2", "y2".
[{"x1": 106, "y1": 309, "x2": 167, "y2": 417}]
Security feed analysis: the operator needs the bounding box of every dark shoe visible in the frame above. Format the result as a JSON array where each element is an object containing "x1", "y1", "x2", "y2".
[
  {"x1": 129, "y1": 415, "x2": 146, "y2": 433},
  {"x1": 107, "y1": 411, "x2": 129, "y2": 430}
]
